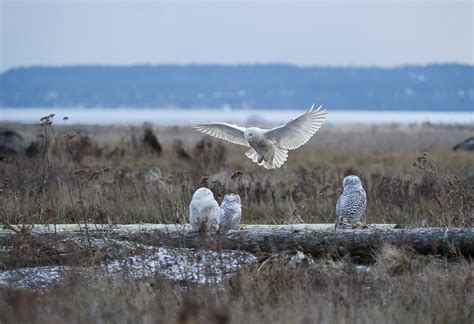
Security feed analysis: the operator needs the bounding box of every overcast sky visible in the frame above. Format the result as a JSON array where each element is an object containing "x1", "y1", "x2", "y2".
[{"x1": 1, "y1": 0, "x2": 472, "y2": 71}]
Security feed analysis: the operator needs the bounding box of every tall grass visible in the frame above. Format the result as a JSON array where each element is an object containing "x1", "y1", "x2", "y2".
[
  {"x1": 0, "y1": 120, "x2": 473, "y2": 323},
  {"x1": 1, "y1": 121, "x2": 472, "y2": 227}
]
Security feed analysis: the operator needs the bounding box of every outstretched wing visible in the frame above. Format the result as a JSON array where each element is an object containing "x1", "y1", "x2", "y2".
[
  {"x1": 265, "y1": 104, "x2": 327, "y2": 150},
  {"x1": 193, "y1": 122, "x2": 249, "y2": 146}
]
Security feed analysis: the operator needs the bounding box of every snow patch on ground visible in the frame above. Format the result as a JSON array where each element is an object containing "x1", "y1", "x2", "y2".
[{"x1": 0, "y1": 241, "x2": 257, "y2": 289}]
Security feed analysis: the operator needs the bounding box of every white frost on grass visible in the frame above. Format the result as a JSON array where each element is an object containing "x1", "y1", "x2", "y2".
[
  {"x1": 0, "y1": 242, "x2": 257, "y2": 289},
  {"x1": 105, "y1": 247, "x2": 256, "y2": 284},
  {"x1": 0, "y1": 266, "x2": 73, "y2": 289}
]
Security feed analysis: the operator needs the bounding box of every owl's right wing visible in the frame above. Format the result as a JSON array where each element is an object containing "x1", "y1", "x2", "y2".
[
  {"x1": 193, "y1": 122, "x2": 249, "y2": 146},
  {"x1": 335, "y1": 195, "x2": 343, "y2": 218}
]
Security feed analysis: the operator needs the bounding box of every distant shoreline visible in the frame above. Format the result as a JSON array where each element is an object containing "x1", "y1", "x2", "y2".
[
  {"x1": 1, "y1": 108, "x2": 472, "y2": 126},
  {"x1": 1, "y1": 106, "x2": 473, "y2": 112},
  {"x1": 1, "y1": 64, "x2": 472, "y2": 110}
]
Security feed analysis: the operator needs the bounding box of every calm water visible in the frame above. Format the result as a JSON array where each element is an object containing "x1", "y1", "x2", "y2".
[{"x1": 1, "y1": 108, "x2": 473, "y2": 125}]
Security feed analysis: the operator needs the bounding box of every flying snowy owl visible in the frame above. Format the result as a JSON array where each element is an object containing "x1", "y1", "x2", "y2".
[
  {"x1": 219, "y1": 194, "x2": 242, "y2": 231},
  {"x1": 193, "y1": 104, "x2": 327, "y2": 169},
  {"x1": 335, "y1": 175, "x2": 367, "y2": 229},
  {"x1": 189, "y1": 188, "x2": 220, "y2": 232}
]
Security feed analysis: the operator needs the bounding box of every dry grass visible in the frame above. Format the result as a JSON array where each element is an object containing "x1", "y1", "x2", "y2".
[
  {"x1": 0, "y1": 120, "x2": 472, "y2": 227},
  {"x1": 0, "y1": 250, "x2": 473, "y2": 324},
  {"x1": 0, "y1": 119, "x2": 473, "y2": 323}
]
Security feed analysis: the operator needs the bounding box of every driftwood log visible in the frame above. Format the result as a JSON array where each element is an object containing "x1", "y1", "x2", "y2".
[{"x1": 1, "y1": 224, "x2": 473, "y2": 258}]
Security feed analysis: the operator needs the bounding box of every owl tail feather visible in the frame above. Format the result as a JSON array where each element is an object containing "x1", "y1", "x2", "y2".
[
  {"x1": 245, "y1": 145, "x2": 288, "y2": 169},
  {"x1": 245, "y1": 148, "x2": 260, "y2": 163}
]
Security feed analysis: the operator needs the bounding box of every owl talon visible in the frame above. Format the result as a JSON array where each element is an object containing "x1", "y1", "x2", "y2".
[{"x1": 352, "y1": 222, "x2": 368, "y2": 229}]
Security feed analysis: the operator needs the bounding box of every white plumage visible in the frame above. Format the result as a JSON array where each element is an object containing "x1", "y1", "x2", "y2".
[
  {"x1": 189, "y1": 188, "x2": 220, "y2": 232},
  {"x1": 193, "y1": 104, "x2": 327, "y2": 169},
  {"x1": 219, "y1": 194, "x2": 242, "y2": 231},
  {"x1": 335, "y1": 175, "x2": 367, "y2": 229}
]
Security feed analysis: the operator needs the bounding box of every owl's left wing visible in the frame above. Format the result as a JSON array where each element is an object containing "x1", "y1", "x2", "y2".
[{"x1": 265, "y1": 104, "x2": 327, "y2": 150}]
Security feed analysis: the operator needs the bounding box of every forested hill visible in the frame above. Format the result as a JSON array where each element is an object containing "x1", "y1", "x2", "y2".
[{"x1": 0, "y1": 64, "x2": 472, "y2": 110}]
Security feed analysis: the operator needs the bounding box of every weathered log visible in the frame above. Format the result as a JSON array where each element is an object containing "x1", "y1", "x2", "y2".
[
  {"x1": 0, "y1": 223, "x2": 397, "y2": 245},
  {"x1": 0, "y1": 223, "x2": 398, "y2": 235},
  {"x1": 126, "y1": 227, "x2": 474, "y2": 259},
  {"x1": 1, "y1": 224, "x2": 473, "y2": 258}
]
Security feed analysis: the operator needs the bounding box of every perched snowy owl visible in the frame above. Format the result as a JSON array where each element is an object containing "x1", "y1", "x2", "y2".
[
  {"x1": 335, "y1": 175, "x2": 367, "y2": 229},
  {"x1": 189, "y1": 188, "x2": 220, "y2": 232},
  {"x1": 193, "y1": 104, "x2": 327, "y2": 169},
  {"x1": 219, "y1": 194, "x2": 242, "y2": 231}
]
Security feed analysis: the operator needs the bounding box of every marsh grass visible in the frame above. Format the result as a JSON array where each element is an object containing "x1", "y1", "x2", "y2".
[
  {"x1": 0, "y1": 122, "x2": 472, "y2": 227},
  {"x1": 0, "y1": 249, "x2": 473, "y2": 324},
  {"x1": 0, "y1": 121, "x2": 473, "y2": 323}
]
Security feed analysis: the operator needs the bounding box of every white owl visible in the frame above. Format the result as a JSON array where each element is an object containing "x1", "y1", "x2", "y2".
[
  {"x1": 219, "y1": 194, "x2": 242, "y2": 231},
  {"x1": 335, "y1": 175, "x2": 367, "y2": 229},
  {"x1": 189, "y1": 188, "x2": 220, "y2": 232},
  {"x1": 193, "y1": 104, "x2": 327, "y2": 169}
]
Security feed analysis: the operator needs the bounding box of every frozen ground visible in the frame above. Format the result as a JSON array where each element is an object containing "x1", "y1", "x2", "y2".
[{"x1": 0, "y1": 238, "x2": 258, "y2": 289}]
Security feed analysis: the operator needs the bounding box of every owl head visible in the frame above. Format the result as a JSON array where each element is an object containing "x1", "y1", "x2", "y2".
[
  {"x1": 342, "y1": 175, "x2": 363, "y2": 189},
  {"x1": 244, "y1": 127, "x2": 262, "y2": 141},
  {"x1": 192, "y1": 187, "x2": 214, "y2": 200},
  {"x1": 223, "y1": 193, "x2": 241, "y2": 204}
]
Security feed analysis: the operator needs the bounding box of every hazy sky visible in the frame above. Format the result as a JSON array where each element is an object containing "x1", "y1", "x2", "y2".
[{"x1": 1, "y1": 0, "x2": 472, "y2": 71}]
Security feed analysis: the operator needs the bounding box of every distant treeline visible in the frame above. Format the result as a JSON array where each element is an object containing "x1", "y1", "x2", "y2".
[{"x1": 0, "y1": 64, "x2": 472, "y2": 110}]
